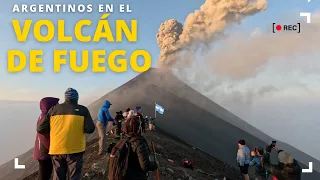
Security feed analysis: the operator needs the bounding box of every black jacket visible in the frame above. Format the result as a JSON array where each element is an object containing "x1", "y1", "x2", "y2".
[
  {"x1": 115, "y1": 114, "x2": 124, "y2": 124},
  {"x1": 126, "y1": 135, "x2": 158, "y2": 180},
  {"x1": 136, "y1": 113, "x2": 146, "y2": 129}
]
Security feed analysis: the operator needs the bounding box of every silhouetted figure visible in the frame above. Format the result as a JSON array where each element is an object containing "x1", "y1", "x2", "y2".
[
  {"x1": 135, "y1": 106, "x2": 146, "y2": 133},
  {"x1": 115, "y1": 111, "x2": 124, "y2": 136}
]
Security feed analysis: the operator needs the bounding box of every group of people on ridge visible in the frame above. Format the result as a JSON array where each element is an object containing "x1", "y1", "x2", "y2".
[
  {"x1": 33, "y1": 88, "x2": 158, "y2": 180},
  {"x1": 237, "y1": 139, "x2": 302, "y2": 180},
  {"x1": 32, "y1": 87, "x2": 303, "y2": 180},
  {"x1": 96, "y1": 103, "x2": 152, "y2": 155}
]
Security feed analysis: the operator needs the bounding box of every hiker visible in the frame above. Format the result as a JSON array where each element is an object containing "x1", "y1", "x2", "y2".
[
  {"x1": 33, "y1": 97, "x2": 59, "y2": 180},
  {"x1": 96, "y1": 100, "x2": 115, "y2": 155},
  {"x1": 122, "y1": 110, "x2": 135, "y2": 134},
  {"x1": 122, "y1": 108, "x2": 130, "y2": 119},
  {"x1": 237, "y1": 139, "x2": 251, "y2": 180},
  {"x1": 135, "y1": 106, "x2": 146, "y2": 133},
  {"x1": 122, "y1": 108, "x2": 129, "y2": 119},
  {"x1": 250, "y1": 147, "x2": 269, "y2": 180},
  {"x1": 37, "y1": 88, "x2": 95, "y2": 180},
  {"x1": 263, "y1": 146, "x2": 301, "y2": 180},
  {"x1": 108, "y1": 114, "x2": 158, "y2": 180},
  {"x1": 114, "y1": 111, "x2": 124, "y2": 136},
  {"x1": 148, "y1": 117, "x2": 156, "y2": 130},
  {"x1": 127, "y1": 110, "x2": 135, "y2": 119}
]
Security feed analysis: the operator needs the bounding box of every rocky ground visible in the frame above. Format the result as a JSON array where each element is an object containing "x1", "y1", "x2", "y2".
[{"x1": 23, "y1": 130, "x2": 242, "y2": 180}]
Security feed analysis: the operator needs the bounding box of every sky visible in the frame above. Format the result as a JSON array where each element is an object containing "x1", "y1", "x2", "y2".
[
  {"x1": 0, "y1": 0, "x2": 320, "y2": 165},
  {"x1": 0, "y1": 0, "x2": 319, "y2": 103}
]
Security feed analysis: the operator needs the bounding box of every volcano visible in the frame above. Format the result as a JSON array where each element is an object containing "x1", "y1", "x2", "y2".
[{"x1": 0, "y1": 68, "x2": 319, "y2": 180}]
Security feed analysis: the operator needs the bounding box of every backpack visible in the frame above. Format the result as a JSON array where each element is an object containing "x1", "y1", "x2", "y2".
[{"x1": 108, "y1": 136, "x2": 141, "y2": 180}]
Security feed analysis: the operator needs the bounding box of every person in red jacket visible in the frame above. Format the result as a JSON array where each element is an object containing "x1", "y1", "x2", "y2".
[{"x1": 33, "y1": 97, "x2": 59, "y2": 180}]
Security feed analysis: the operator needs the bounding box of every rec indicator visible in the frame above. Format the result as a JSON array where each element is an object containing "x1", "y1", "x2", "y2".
[{"x1": 272, "y1": 23, "x2": 301, "y2": 33}]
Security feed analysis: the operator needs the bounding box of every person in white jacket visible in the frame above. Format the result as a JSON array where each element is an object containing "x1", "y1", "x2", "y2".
[{"x1": 237, "y1": 139, "x2": 251, "y2": 180}]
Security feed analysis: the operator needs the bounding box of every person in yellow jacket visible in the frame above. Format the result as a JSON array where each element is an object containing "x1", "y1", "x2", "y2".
[{"x1": 37, "y1": 88, "x2": 95, "y2": 180}]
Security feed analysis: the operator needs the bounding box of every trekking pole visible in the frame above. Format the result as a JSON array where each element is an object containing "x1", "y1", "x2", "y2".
[{"x1": 151, "y1": 141, "x2": 160, "y2": 180}]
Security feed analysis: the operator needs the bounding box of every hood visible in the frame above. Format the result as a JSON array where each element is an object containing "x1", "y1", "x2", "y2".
[
  {"x1": 103, "y1": 100, "x2": 112, "y2": 108},
  {"x1": 40, "y1": 97, "x2": 59, "y2": 114}
]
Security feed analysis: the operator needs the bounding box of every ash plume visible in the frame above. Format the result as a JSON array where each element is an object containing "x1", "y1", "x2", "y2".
[
  {"x1": 208, "y1": 20, "x2": 320, "y2": 79},
  {"x1": 156, "y1": 0, "x2": 267, "y2": 66}
]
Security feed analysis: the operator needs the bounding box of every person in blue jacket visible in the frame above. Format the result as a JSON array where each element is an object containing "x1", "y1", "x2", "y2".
[{"x1": 96, "y1": 100, "x2": 114, "y2": 155}]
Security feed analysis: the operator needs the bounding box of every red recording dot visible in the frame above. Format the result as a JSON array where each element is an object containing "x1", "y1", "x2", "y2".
[{"x1": 276, "y1": 25, "x2": 282, "y2": 31}]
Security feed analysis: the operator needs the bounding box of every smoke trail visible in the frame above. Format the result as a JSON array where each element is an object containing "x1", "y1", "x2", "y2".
[
  {"x1": 156, "y1": 0, "x2": 267, "y2": 66},
  {"x1": 208, "y1": 19, "x2": 320, "y2": 79}
]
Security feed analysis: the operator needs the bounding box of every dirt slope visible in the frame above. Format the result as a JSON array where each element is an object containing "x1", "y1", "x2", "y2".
[{"x1": 23, "y1": 130, "x2": 242, "y2": 180}]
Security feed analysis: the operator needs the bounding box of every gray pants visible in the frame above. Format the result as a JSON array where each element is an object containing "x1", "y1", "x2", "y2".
[
  {"x1": 96, "y1": 121, "x2": 106, "y2": 154},
  {"x1": 51, "y1": 152, "x2": 84, "y2": 180}
]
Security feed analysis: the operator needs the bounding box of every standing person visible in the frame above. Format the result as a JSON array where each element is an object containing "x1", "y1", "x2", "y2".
[
  {"x1": 250, "y1": 147, "x2": 269, "y2": 180},
  {"x1": 108, "y1": 114, "x2": 158, "y2": 180},
  {"x1": 114, "y1": 111, "x2": 124, "y2": 137},
  {"x1": 97, "y1": 100, "x2": 114, "y2": 155},
  {"x1": 135, "y1": 106, "x2": 146, "y2": 133},
  {"x1": 33, "y1": 97, "x2": 59, "y2": 180},
  {"x1": 122, "y1": 108, "x2": 130, "y2": 120},
  {"x1": 263, "y1": 146, "x2": 301, "y2": 180},
  {"x1": 237, "y1": 139, "x2": 251, "y2": 180},
  {"x1": 37, "y1": 88, "x2": 95, "y2": 180},
  {"x1": 122, "y1": 110, "x2": 135, "y2": 134},
  {"x1": 127, "y1": 110, "x2": 135, "y2": 119}
]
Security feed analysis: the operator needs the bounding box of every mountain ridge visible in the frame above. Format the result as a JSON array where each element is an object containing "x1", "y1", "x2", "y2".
[{"x1": 0, "y1": 68, "x2": 319, "y2": 180}]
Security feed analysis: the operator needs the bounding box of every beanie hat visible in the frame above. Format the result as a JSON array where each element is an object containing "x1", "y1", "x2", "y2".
[
  {"x1": 238, "y1": 139, "x2": 246, "y2": 145},
  {"x1": 65, "y1": 88, "x2": 79, "y2": 100},
  {"x1": 136, "y1": 106, "x2": 142, "y2": 111},
  {"x1": 278, "y1": 151, "x2": 294, "y2": 164}
]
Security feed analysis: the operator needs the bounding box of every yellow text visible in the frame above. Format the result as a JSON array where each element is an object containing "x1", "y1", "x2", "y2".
[
  {"x1": 7, "y1": 49, "x2": 151, "y2": 73},
  {"x1": 11, "y1": 14, "x2": 137, "y2": 43}
]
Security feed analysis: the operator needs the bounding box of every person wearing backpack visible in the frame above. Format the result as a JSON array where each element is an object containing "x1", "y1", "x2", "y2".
[{"x1": 108, "y1": 114, "x2": 158, "y2": 180}]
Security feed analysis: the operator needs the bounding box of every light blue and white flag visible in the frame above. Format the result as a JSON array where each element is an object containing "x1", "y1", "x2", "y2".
[{"x1": 155, "y1": 103, "x2": 165, "y2": 115}]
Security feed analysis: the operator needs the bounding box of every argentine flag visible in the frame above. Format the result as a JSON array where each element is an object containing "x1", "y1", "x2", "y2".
[{"x1": 155, "y1": 103, "x2": 165, "y2": 114}]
